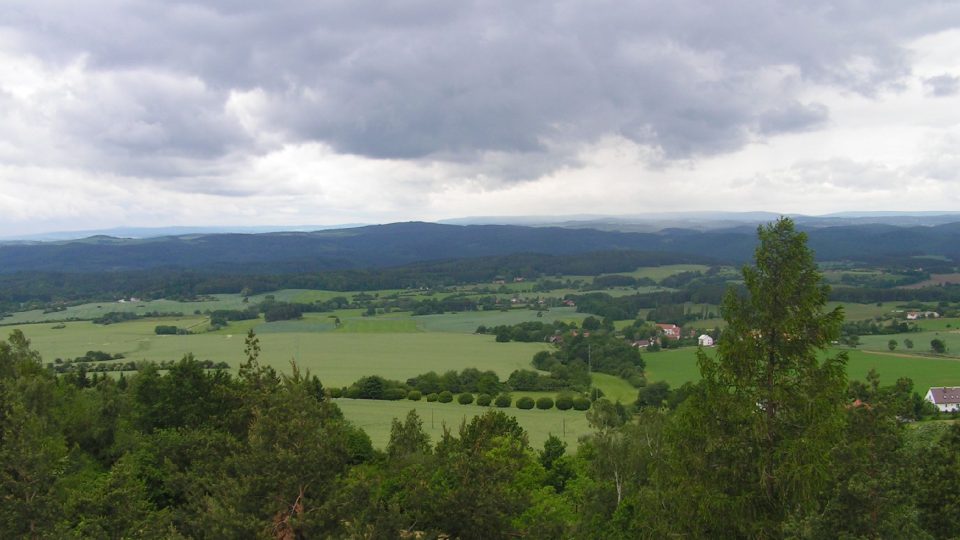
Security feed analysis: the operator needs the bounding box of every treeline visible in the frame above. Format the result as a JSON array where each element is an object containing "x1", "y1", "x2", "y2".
[
  {"x1": 476, "y1": 320, "x2": 576, "y2": 342},
  {"x1": 0, "y1": 250, "x2": 712, "y2": 312},
  {"x1": 47, "y1": 355, "x2": 230, "y2": 375}
]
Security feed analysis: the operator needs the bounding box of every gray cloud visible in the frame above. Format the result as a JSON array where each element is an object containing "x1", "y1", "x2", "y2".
[
  {"x1": 924, "y1": 74, "x2": 960, "y2": 97},
  {"x1": 3, "y1": 0, "x2": 959, "y2": 182}
]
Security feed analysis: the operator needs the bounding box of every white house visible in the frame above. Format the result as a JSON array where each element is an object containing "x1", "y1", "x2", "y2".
[
  {"x1": 925, "y1": 387, "x2": 960, "y2": 412},
  {"x1": 698, "y1": 334, "x2": 715, "y2": 347}
]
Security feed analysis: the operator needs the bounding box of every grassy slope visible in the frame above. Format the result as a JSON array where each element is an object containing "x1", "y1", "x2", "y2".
[{"x1": 643, "y1": 346, "x2": 960, "y2": 392}]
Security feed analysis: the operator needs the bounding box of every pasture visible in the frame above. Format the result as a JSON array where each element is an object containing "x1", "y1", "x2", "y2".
[
  {"x1": 415, "y1": 306, "x2": 583, "y2": 333},
  {"x1": 641, "y1": 345, "x2": 960, "y2": 392},
  {"x1": 334, "y1": 398, "x2": 591, "y2": 449},
  {"x1": 6, "y1": 318, "x2": 551, "y2": 387}
]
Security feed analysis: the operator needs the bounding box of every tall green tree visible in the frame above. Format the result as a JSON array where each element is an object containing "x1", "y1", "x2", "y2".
[{"x1": 666, "y1": 218, "x2": 848, "y2": 537}]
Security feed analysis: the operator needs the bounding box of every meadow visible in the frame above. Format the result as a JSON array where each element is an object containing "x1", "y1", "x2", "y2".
[
  {"x1": 8, "y1": 318, "x2": 551, "y2": 388},
  {"x1": 334, "y1": 398, "x2": 591, "y2": 449},
  {"x1": 642, "y1": 345, "x2": 960, "y2": 392},
  {"x1": 5, "y1": 276, "x2": 958, "y2": 452}
]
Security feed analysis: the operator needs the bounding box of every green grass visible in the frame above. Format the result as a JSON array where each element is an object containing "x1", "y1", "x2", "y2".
[
  {"x1": 858, "y1": 329, "x2": 960, "y2": 358},
  {"x1": 591, "y1": 372, "x2": 638, "y2": 402},
  {"x1": 912, "y1": 317, "x2": 960, "y2": 332},
  {"x1": 642, "y1": 345, "x2": 960, "y2": 393},
  {"x1": 334, "y1": 398, "x2": 592, "y2": 449},
  {"x1": 416, "y1": 307, "x2": 585, "y2": 333},
  {"x1": 830, "y1": 302, "x2": 901, "y2": 321},
  {"x1": 7, "y1": 321, "x2": 550, "y2": 387},
  {"x1": 842, "y1": 349, "x2": 960, "y2": 391},
  {"x1": 642, "y1": 348, "x2": 705, "y2": 386},
  {"x1": 335, "y1": 317, "x2": 421, "y2": 333},
  {"x1": 620, "y1": 264, "x2": 711, "y2": 282}
]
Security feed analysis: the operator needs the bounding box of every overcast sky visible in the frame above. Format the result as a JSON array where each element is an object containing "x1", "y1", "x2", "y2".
[{"x1": 2, "y1": 1, "x2": 960, "y2": 235}]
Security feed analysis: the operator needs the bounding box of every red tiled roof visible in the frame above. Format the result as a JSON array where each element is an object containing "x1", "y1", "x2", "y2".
[{"x1": 928, "y1": 387, "x2": 960, "y2": 404}]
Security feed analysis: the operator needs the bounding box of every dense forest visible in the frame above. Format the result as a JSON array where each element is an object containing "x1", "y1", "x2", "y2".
[{"x1": 2, "y1": 219, "x2": 958, "y2": 538}]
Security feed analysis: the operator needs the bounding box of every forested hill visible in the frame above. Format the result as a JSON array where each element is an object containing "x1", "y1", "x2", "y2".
[{"x1": 1, "y1": 221, "x2": 959, "y2": 274}]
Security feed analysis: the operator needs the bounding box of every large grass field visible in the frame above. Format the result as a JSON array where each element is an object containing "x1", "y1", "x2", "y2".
[
  {"x1": 621, "y1": 264, "x2": 712, "y2": 282},
  {"x1": 6, "y1": 319, "x2": 551, "y2": 387},
  {"x1": 642, "y1": 346, "x2": 960, "y2": 392},
  {"x1": 415, "y1": 306, "x2": 584, "y2": 333},
  {"x1": 334, "y1": 398, "x2": 592, "y2": 449}
]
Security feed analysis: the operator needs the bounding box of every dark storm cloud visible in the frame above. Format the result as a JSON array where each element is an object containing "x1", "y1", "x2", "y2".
[{"x1": 4, "y1": 0, "x2": 959, "y2": 175}]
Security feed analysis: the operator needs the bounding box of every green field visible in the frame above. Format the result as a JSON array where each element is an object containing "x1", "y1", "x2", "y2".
[
  {"x1": 591, "y1": 372, "x2": 639, "y2": 402},
  {"x1": 621, "y1": 264, "x2": 712, "y2": 282},
  {"x1": 858, "y1": 326, "x2": 960, "y2": 358},
  {"x1": 6, "y1": 320, "x2": 551, "y2": 387},
  {"x1": 415, "y1": 306, "x2": 584, "y2": 333},
  {"x1": 642, "y1": 346, "x2": 960, "y2": 392},
  {"x1": 334, "y1": 398, "x2": 591, "y2": 449}
]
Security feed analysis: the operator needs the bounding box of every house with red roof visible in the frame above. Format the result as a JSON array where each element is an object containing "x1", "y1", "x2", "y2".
[
  {"x1": 656, "y1": 323, "x2": 682, "y2": 340},
  {"x1": 925, "y1": 387, "x2": 960, "y2": 412}
]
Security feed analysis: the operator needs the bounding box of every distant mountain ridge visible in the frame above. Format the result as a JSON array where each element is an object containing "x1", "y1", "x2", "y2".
[{"x1": 1, "y1": 220, "x2": 959, "y2": 274}]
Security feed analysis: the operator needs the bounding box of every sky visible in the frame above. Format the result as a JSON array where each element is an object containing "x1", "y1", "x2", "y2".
[{"x1": 2, "y1": 1, "x2": 960, "y2": 235}]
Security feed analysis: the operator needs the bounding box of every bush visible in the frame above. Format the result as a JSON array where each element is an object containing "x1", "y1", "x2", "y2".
[
  {"x1": 407, "y1": 390, "x2": 422, "y2": 401},
  {"x1": 536, "y1": 397, "x2": 554, "y2": 410},
  {"x1": 476, "y1": 393, "x2": 492, "y2": 406},
  {"x1": 458, "y1": 393, "x2": 475, "y2": 405},
  {"x1": 344, "y1": 386, "x2": 361, "y2": 399},
  {"x1": 494, "y1": 394, "x2": 512, "y2": 408},
  {"x1": 516, "y1": 396, "x2": 535, "y2": 410},
  {"x1": 383, "y1": 388, "x2": 407, "y2": 401},
  {"x1": 555, "y1": 394, "x2": 574, "y2": 411},
  {"x1": 572, "y1": 397, "x2": 591, "y2": 410},
  {"x1": 154, "y1": 325, "x2": 178, "y2": 335},
  {"x1": 426, "y1": 393, "x2": 439, "y2": 402},
  {"x1": 438, "y1": 390, "x2": 454, "y2": 403},
  {"x1": 328, "y1": 387, "x2": 343, "y2": 399}
]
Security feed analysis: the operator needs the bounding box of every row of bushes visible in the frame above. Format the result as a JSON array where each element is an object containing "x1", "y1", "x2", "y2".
[{"x1": 328, "y1": 387, "x2": 592, "y2": 411}]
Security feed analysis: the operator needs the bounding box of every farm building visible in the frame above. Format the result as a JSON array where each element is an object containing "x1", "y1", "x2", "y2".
[
  {"x1": 698, "y1": 334, "x2": 714, "y2": 347},
  {"x1": 656, "y1": 323, "x2": 682, "y2": 340},
  {"x1": 925, "y1": 387, "x2": 960, "y2": 412},
  {"x1": 906, "y1": 311, "x2": 940, "y2": 320}
]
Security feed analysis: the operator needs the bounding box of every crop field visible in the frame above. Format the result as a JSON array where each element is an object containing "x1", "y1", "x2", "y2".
[
  {"x1": 827, "y1": 302, "x2": 900, "y2": 321},
  {"x1": 6, "y1": 318, "x2": 551, "y2": 387},
  {"x1": 621, "y1": 264, "x2": 712, "y2": 282},
  {"x1": 333, "y1": 398, "x2": 591, "y2": 449},
  {"x1": 415, "y1": 306, "x2": 584, "y2": 333}
]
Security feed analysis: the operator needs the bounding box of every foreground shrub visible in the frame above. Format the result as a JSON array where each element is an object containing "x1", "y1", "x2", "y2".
[
  {"x1": 516, "y1": 396, "x2": 535, "y2": 410},
  {"x1": 572, "y1": 397, "x2": 591, "y2": 410},
  {"x1": 536, "y1": 397, "x2": 554, "y2": 410},
  {"x1": 476, "y1": 393, "x2": 492, "y2": 406},
  {"x1": 407, "y1": 390, "x2": 422, "y2": 401},
  {"x1": 438, "y1": 390, "x2": 454, "y2": 403},
  {"x1": 426, "y1": 393, "x2": 439, "y2": 402},
  {"x1": 495, "y1": 394, "x2": 512, "y2": 408},
  {"x1": 458, "y1": 392, "x2": 475, "y2": 405}
]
